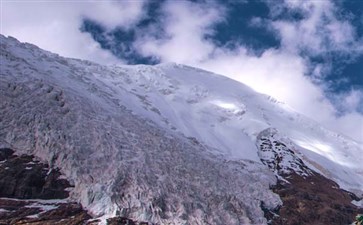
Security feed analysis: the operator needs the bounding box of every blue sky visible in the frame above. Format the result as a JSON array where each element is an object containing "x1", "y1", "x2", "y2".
[{"x1": 1, "y1": 0, "x2": 362, "y2": 141}]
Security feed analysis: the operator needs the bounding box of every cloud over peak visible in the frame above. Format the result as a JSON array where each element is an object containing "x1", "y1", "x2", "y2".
[
  {"x1": 269, "y1": 0, "x2": 361, "y2": 57},
  {"x1": 135, "y1": 0, "x2": 226, "y2": 64}
]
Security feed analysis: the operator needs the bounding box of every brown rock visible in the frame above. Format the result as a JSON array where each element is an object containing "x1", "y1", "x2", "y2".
[
  {"x1": 0, "y1": 148, "x2": 71, "y2": 199},
  {"x1": 107, "y1": 217, "x2": 137, "y2": 225},
  {"x1": 0, "y1": 148, "x2": 92, "y2": 225},
  {"x1": 269, "y1": 172, "x2": 363, "y2": 225}
]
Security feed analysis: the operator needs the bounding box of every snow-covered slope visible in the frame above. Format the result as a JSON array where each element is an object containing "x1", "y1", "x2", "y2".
[
  {"x1": 110, "y1": 63, "x2": 363, "y2": 194},
  {"x1": 1, "y1": 35, "x2": 362, "y2": 224}
]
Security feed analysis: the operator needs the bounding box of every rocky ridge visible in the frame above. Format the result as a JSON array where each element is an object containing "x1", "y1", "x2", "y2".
[
  {"x1": 257, "y1": 129, "x2": 363, "y2": 225},
  {"x1": 0, "y1": 148, "x2": 91, "y2": 224}
]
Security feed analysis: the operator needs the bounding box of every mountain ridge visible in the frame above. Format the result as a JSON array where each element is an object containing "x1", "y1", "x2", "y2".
[{"x1": 0, "y1": 34, "x2": 362, "y2": 224}]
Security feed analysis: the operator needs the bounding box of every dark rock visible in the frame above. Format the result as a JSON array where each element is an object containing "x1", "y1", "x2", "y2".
[
  {"x1": 0, "y1": 149, "x2": 71, "y2": 199},
  {"x1": 0, "y1": 198, "x2": 92, "y2": 225},
  {"x1": 107, "y1": 217, "x2": 137, "y2": 225},
  {"x1": 269, "y1": 172, "x2": 363, "y2": 225},
  {"x1": 0, "y1": 148, "x2": 14, "y2": 161},
  {"x1": 106, "y1": 217, "x2": 153, "y2": 225},
  {"x1": 0, "y1": 149, "x2": 92, "y2": 225}
]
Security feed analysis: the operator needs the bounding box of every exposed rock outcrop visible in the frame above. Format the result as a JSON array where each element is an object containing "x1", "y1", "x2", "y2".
[
  {"x1": 0, "y1": 198, "x2": 91, "y2": 225},
  {"x1": 270, "y1": 173, "x2": 363, "y2": 225},
  {"x1": 257, "y1": 129, "x2": 363, "y2": 225},
  {"x1": 0, "y1": 148, "x2": 71, "y2": 199},
  {"x1": 0, "y1": 148, "x2": 92, "y2": 224}
]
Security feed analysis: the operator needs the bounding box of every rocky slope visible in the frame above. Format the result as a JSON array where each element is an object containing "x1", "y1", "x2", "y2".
[
  {"x1": 0, "y1": 148, "x2": 154, "y2": 225},
  {"x1": 257, "y1": 129, "x2": 363, "y2": 224},
  {"x1": 1, "y1": 147, "x2": 361, "y2": 225},
  {"x1": 1, "y1": 34, "x2": 362, "y2": 224},
  {"x1": 0, "y1": 148, "x2": 91, "y2": 225},
  {"x1": 0, "y1": 148, "x2": 70, "y2": 200}
]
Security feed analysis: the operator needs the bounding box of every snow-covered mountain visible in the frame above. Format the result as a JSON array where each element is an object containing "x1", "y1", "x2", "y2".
[{"x1": 0, "y1": 35, "x2": 362, "y2": 224}]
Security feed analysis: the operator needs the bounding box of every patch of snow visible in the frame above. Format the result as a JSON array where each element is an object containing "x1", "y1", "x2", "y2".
[
  {"x1": 26, "y1": 201, "x2": 59, "y2": 212},
  {"x1": 0, "y1": 208, "x2": 11, "y2": 213},
  {"x1": 352, "y1": 200, "x2": 363, "y2": 208},
  {"x1": 26, "y1": 214, "x2": 40, "y2": 219},
  {"x1": 0, "y1": 197, "x2": 67, "y2": 204}
]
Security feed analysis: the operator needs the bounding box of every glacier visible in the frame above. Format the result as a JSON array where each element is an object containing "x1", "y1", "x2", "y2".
[{"x1": 0, "y1": 35, "x2": 362, "y2": 224}]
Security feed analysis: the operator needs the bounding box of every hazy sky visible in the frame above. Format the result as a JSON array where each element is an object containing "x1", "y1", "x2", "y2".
[{"x1": 1, "y1": 0, "x2": 363, "y2": 141}]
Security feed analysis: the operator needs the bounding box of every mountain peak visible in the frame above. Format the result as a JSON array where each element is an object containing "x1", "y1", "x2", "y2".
[{"x1": 1, "y1": 35, "x2": 362, "y2": 224}]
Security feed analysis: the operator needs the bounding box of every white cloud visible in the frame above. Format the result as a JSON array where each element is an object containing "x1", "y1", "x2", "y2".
[
  {"x1": 199, "y1": 49, "x2": 328, "y2": 117},
  {"x1": 270, "y1": 0, "x2": 360, "y2": 56},
  {"x1": 135, "y1": 0, "x2": 225, "y2": 64},
  {"x1": 1, "y1": 1, "x2": 146, "y2": 64},
  {"x1": 333, "y1": 89, "x2": 363, "y2": 113},
  {"x1": 82, "y1": 1, "x2": 146, "y2": 30},
  {"x1": 345, "y1": 90, "x2": 363, "y2": 111}
]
